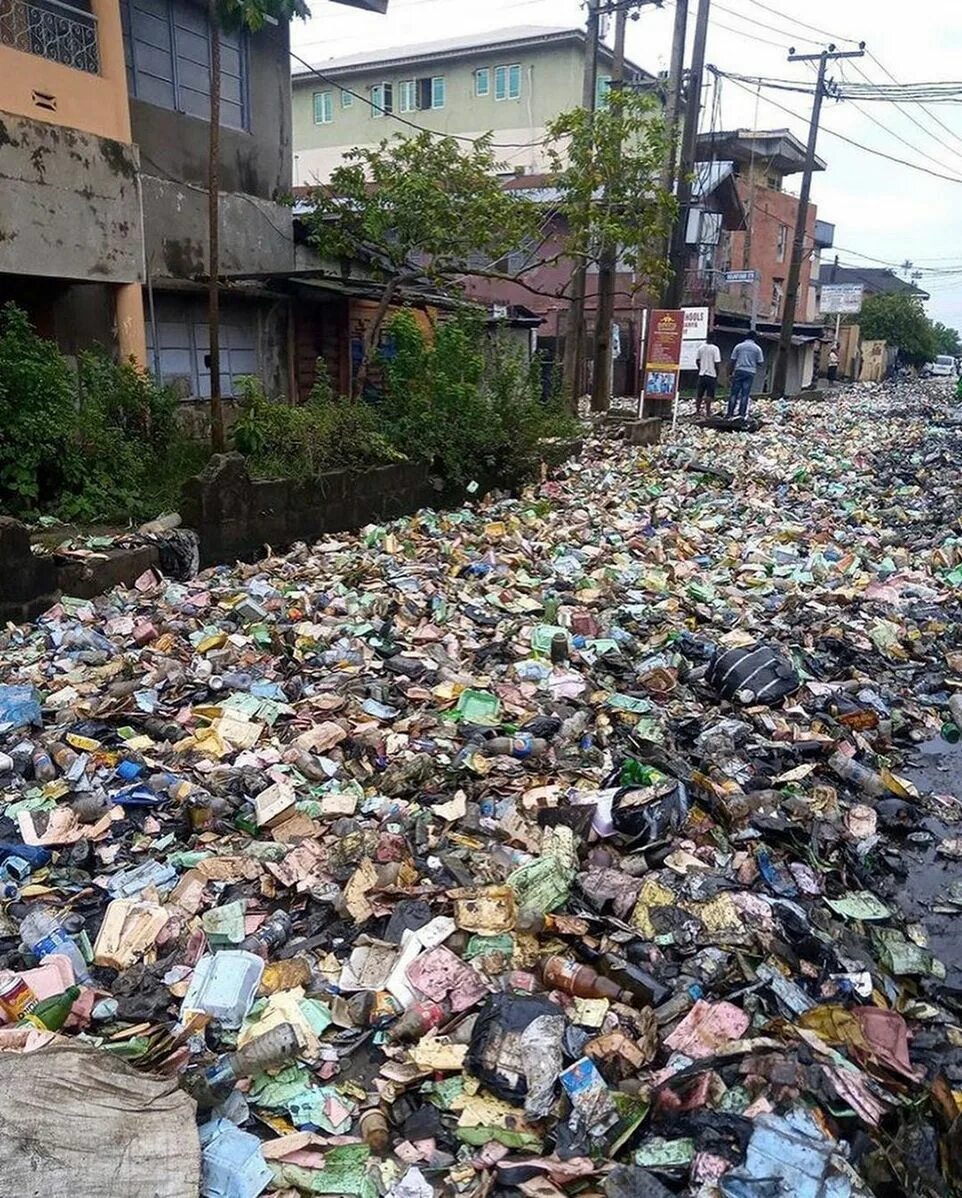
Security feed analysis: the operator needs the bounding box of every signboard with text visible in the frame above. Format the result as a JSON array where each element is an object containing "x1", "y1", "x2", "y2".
[
  {"x1": 682, "y1": 306, "x2": 710, "y2": 343},
  {"x1": 724, "y1": 269, "x2": 758, "y2": 284},
  {"x1": 644, "y1": 309, "x2": 684, "y2": 405},
  {"x1": 820, "y1": 283, "x2": 864, "y2": 314}
]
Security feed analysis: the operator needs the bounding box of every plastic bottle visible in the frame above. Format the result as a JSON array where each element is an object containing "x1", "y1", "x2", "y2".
[
  {"x1": 481, "y1": 735, "x2": 548, "y2": 760},
  {"x1": 827, "y1": 750, "x2": 886, "y2": 796},
  {"x1": 550, "y1": 632, "x2": 569, "y2": 664},
  {"x1": 385, "y1": 999, "x2": 451, "y2": 1043},
  {"x1": 20, "y1": 907, "x2": 93, "y2": 984},
  {"x1": 49, "y1": 741, "x2": 80, "y2": 773},
  {"x1": 31, "y1": 748, "x2": 56, "y2": 784},
  {"x1": 538, "y1": 955, "x2": 634, "y2": 1004},
  {"x1": 190, "y1": 1022, "x2": 300, "y2": 1110},
  {"x1": 237, "y1": 911, "x2": 293, "y2": 959},
  {"x1": 949, "y1": 694, "x2": 962, "y2": 735}
]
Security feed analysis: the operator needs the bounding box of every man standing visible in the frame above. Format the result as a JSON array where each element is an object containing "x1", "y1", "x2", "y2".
[
  {"x1": 827, "y1": 344, "x2": 839, "y2": 384},
  {"x1": 694, "y1": 337, "x2": 722, "y2": 417},
  {"x1": 727, "y1": 331, "x2": 765, "y2": 419}
]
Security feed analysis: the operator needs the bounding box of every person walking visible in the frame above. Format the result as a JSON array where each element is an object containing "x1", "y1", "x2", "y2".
[
  {"x1": 827, "y1": 344, "x2": 839, "y2": 384},
  {"x1": 727, "y1": 331, "x2": 765, "y2": 419},
  {"x1": 694, "y1": 337, "x2": 722, "y2": 417}
]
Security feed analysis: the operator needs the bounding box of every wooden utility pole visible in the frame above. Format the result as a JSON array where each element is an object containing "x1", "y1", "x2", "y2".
[
  {"x1": 207, "y1": 0, "x2": 225, "y2": 453},
  {"x1": 660, "y1": 0, "x2": 688, "y2": 204},
  {"x1": 589, "y1": 6, "x2": 627, "y2": 412},
  {"x1": 561, "y1": 0, "x2": 600, "y2": 408},
  {"x1": 772, "y1": 41, "x2": 864, "y2": 396},
  {"x1": 664, "y1": 0, "x2": 711, "y2": 309}
]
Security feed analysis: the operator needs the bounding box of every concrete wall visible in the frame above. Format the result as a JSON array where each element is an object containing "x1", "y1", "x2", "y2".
[
  {"x1": 181, "y1": 453, "x2": 438, "y2": 565},
  {"x1": 142, "y1": 178, "x2": 294, "y2": 282},
  {"x1": 130, "y1": 22, "x2": 292, "y2": 201},
  {"x1": 0, "y1": 109, "x2": 143, "y2": 284},
  {"x1": 292, "y1": 41, "x2": 586, "y2": 182}
]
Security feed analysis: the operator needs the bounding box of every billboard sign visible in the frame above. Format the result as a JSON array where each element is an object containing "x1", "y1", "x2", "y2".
[{"x1": 820, "y1": 283, "x2": 864, "y2": 314}]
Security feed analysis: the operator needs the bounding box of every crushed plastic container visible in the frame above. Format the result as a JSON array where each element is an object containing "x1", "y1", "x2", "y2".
[{"x1": 181, "y1": 951, "x2": 265, "y2": 1029}]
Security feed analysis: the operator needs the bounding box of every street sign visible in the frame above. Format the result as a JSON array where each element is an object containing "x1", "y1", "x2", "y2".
[
  {"x1": 820, "y1": 283, "x2": 864, "y2": 314},
  {"x1": 724, "y1": 270, "x2": 758, "y2": 284}
]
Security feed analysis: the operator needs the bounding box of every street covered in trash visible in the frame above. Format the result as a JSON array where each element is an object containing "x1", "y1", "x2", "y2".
[{"x1": 3, "y1": 381, "x2": 962, "y2": 1197}]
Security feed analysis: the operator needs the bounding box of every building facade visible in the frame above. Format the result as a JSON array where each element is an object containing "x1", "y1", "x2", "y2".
[
  {"x1": 291, "y1": 26, "x2": 651, "y2": 184},
  {"x1": 682, "y1": 129, "x2": 832, "y2": 393},
  {"x1": 0, "y1": 0, "x2": 304, "y2": 399}
]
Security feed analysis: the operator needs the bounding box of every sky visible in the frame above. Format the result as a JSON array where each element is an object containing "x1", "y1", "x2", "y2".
[{"x1": 293, "y1": 0, "x2": 962, "y2": 331}]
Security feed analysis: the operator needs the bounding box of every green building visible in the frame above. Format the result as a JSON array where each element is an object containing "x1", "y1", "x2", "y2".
[{"x1": 291, "y1": 26, "x2": 651, "y2": 184}]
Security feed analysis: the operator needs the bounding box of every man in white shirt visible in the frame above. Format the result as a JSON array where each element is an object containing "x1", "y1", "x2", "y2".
[{"x1": 694, "y1": 338, "x2": 722, "y2": 417}]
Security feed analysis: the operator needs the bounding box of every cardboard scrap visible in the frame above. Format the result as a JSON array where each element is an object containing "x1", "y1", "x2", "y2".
[{"x1": 93, "y1": 898, "x2": 169, "y2": 969}]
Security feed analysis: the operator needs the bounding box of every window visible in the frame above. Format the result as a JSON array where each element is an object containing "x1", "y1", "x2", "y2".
[
  {"x1": 340, "y1": 88, "x2": 353, "y2": 108},
  {"x1": 370, "y1": 81, "x2": 392, "y2": 117},
  {"x1": 121, "y1": 0, "x2": 248, "y2": 129},
  {"x1": 494, "y1": 63, "x2": 521, "y2": 101},
  {"x1": 776, "y1": 223, "x2": 788, "y2": 262},
  {"x1": 772, "y1": 278, "x2": 785, "y2": 316},
  {"x1": 146, "y1": 296, "x2": 258, "y2": 399},
  {"x1": 313, "y1": 91, "x2": 333, "y2": 124},
  {"x1": 596, "y1": 73, "x2": 611, "y2": 107},
  {"x1": 398, "y1": 78, "x2": 416, "y2": 113},
  {"x1": 431, "y1": 75, "x2": 445, "y2": 108},
  {"x1": 475, "y1": 67, "x2": 490, "y2": 97}
]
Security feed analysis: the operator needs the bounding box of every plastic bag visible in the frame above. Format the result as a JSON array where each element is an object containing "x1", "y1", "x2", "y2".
[{"x1": 707, "y1": 645, "x2": 800, "y2": 705}]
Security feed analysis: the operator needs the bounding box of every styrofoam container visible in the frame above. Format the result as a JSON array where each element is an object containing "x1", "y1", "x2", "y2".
[{"x1": 181, "y1": 950, "x2": 264, "y2": 1029}]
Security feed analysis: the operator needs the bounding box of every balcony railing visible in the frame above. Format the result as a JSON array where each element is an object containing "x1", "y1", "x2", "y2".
[{"x1": 0, "y1": 0, "x2": 99, "y2": 74}]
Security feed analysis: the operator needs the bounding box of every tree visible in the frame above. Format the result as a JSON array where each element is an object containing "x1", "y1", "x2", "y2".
[
  {"x1": 932, "y1": 321, "x2": 961, "y2": 358},
  {"x1": 545, "y1": 90, "x2": 676, "y2": 407},
  {"x1": 858, "y1": 292, "x2": 938, "y2": 365},
  {"x1": 305, "y1": 132, "x2": 541, "y2": 398},
  {"x1": 206, "y1": 0, "x2": 308, "y2": 453}
]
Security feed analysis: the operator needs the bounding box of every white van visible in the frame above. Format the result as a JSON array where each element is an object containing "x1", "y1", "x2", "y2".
[{"x1": 925, "y1": 355, "x2": 957, "y2": 378}]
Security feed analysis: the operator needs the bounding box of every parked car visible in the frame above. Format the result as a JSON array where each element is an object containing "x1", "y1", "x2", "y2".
[{"x1": 923, "y1": 355, "x2": 958, "y2": 378}]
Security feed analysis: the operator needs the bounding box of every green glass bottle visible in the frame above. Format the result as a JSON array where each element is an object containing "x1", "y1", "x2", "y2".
[{"x1": 19, "y1": 985, "x2": 80, "y2": 1031}]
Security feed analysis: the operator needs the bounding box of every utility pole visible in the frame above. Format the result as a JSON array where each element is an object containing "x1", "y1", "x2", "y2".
[
  {"x1": 661, "y1": 0, "x2": 688, "y2": 196},
  {"x1": 561, "y1": 0, "x2": 601, "y2": 408},
  {"x1": 589, "y1": 5, "x2": 627, "y2": 412},
  {"x1": 772, "y1": 41, "x2": 865, "y2": 397},
  {"x1": 664, "y1": 0, "x2": 711, "y2": 309}
]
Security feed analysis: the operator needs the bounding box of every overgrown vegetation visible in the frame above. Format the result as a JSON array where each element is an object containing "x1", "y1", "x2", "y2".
[
  {"x1": 0, "y1": 302, "x2": 202, "y2": 523},
  {"x1": 232, "y1": 373, "x2": 401, "y2": 479},
  {"x1": 378, "y1": 310, "x2": 577, "y2": 489},
  {"x1": 231, "y1": 309, "x2": 576, "y2": 491}
]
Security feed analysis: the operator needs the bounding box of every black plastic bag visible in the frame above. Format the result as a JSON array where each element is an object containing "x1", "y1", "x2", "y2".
[
  {"x1": 467, "y1": 992, "x2": 562, "y2": 1104},
  {"x1": 707, "y1": 645, "x2": 799, "y2": 705}
]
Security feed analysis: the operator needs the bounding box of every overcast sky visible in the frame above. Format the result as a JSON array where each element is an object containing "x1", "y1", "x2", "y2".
[{"x1": 294, "y1": 0, "x2": 962, "y2": 330}]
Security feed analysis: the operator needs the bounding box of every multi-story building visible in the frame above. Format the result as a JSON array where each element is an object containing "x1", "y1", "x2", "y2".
[
  {"x1": 0, "y1": 0, "x2": 302, "y2": 398},
  {"x1": 291, "y1": 25, "x2": 652, "y2": 184},
  {"x1": 682, "y1": 128, "x2": 833, "y2": 392}
]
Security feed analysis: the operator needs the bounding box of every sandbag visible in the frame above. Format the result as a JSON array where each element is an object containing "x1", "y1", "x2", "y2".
[
  {"x1": 0, "y1": 1042, "x2": 200, "y2": 1197},
  {"x1": 708, "y1": 645, "x2": 800, "y2": 706}
]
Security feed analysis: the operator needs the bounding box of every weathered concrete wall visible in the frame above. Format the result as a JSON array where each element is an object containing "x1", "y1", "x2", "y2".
[
  {"x1": 130, "y1": 23, "x2": 291, "y2": 203},
  {"x1": 141, "y1": 178, "x2": 294, "y2": 281},
  {"x1": 0, "y1": 110, "x2": 143, "y2": 284},
  {"x1": 181, "y1": 454, "x2": 439, "y2": 566}
]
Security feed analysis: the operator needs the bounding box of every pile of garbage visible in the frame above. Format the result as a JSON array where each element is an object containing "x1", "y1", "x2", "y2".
[{"x1": 2, "y1": 381, "x2": 962, "y2": 1198}]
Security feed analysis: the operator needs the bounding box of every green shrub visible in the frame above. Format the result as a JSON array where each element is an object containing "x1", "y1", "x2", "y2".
[
  {"x1": 378, "y1": 310, "x2": 577, "y2": 488},
  {"x1": 0, "y1": 302, "x2": 191, "y2": 523},
  {"x1": 0, "y1": 302, "x2": 80, "y2": 509},
  {"x1": 232, "y1": 373, "x2": 401, "y2": 479}
]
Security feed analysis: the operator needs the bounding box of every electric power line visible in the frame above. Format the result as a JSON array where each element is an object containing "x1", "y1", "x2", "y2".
[{"x1": 713, "y1": 68, "x2": 962, "y2": 185}]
